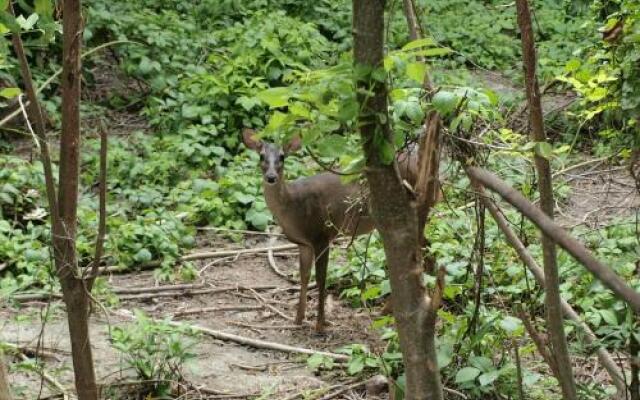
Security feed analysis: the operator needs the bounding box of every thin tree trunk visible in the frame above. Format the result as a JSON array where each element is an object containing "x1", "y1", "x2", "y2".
[
  {"x1": 0, "y1": 351, "x2": 11, "y2": 400},
  {"x1": 353, "y1": 1, "x2": 443, "y2": 399},
  {"x1": 57, "y1": 1, "x2": 99, "y2": 399},
  {"x1": 515, "y1": 1, "x2": 577, "y2": 398}
]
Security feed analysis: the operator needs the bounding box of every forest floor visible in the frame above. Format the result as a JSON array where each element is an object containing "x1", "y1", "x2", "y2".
[
  {"x1": 1, "y1": 231, "x2": 388, "y2": 399},
  {"x1": 1, "y1": 65, "x2": 638, "y2": 399}
]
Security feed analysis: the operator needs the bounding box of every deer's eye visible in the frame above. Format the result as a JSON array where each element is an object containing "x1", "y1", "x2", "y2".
[
  {"x1": 259, "y1": 154, "x2": 265, "y2": 161},
  {"x1": 279, "y1": 154, "x2": 285, "y2": 162}
]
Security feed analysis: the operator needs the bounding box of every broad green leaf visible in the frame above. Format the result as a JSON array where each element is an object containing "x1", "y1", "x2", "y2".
[
  {"x1": 378, "y1": 140, "x2": 395, "y2": 165},
  {"x1": 257, "y1": 87, "x2": 290, "y2": 108},
  {"x1": 599, "y1": 309, "x2": 617, "y2": 325},
  {"x1": 432, "y1": 91, "x2": 457, "y2": 115},
  {"x1": 0, "y1": 87, "x2": 21, "y2": 99},
  {"x1": 534, "y1": 142, "x2": 553, "y2": 160},
  {"x1": 133, "y1": 248, "x2": 153, "y2": 263},
  {"x1": 470, "y1": 356, "x2": 493, "y2": 372},
  {"x1": 266, "y1": 111, "x2": 288, "y2": 131},
  {"x1": 234, "y1": 192, "x2": 254, "y2": 205},
  {"x1": 35, "y1": 0, "x2": 53, "y2": 18},
  {"x1": 16, "y1": 13, "x2": 38, "y2": 30},
  {"x1": 455, "y1": 367, "x2": 481, "y2": 383},
  {"x1": 347, "y1": 358, "x2": 364, "y2": 375},
  {"x1": 406, "y1": 62, "x2": 427, "y2": 83},
  {"x1": 410, "y1": 48, "x2": 452, "y2": 57},
  {"x1": 499, "y1": 316, "x2": 522, "y2": 334},
  {"x1": 478, "y1": 370, "x2": 500, "y2": 386},
  {"x1": 402, "y1": 37, "x2": 436, "y2": 51}
]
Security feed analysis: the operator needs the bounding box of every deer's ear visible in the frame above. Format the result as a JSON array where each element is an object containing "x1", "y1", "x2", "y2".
[
  {"x1": 284, "y1": 135, "x2": 302, "y2": 154},
  {"x1": 242, "y1": 128, "x2": 262, "y2": 151}
]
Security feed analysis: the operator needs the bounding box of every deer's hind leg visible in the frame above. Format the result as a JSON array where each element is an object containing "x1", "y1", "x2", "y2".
[
  {"x1": 314, "y1": 241, "x2": 330, "y2": 333},
  {"x1": 295, "y1": 245, "x2": 314, "y2": 325}
]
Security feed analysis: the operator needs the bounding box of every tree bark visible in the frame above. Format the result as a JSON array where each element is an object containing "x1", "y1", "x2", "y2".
[
  {"x1": 515, "y1": 1, "x2": 577, "y2": 398},
  {"x1": 466, "y1": 166, "x2": 640, "y2": 313},
  {"x1": 353, "y1": 1, "x2": 443, "y2": 399},
  {"x1": 56, "y1": 1, "x2": 99, "y2": 399},
  {"x1": 0, "y1": 351, "x2": 11, "y2": 400}
]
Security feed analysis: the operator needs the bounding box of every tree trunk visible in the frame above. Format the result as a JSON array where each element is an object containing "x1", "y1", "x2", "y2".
[
  {"x1": 56, "y1": 1, "x2": 99, "y2": 399},
  {"x1": 515, "y1": 1, "x2": 577, "y2": 398},
  {"x1": 0, "y1": 351, "x2": 11, "y2": 400},
  {"x1": 352, "y1": 1, "x2": 443, "y2": 399}
]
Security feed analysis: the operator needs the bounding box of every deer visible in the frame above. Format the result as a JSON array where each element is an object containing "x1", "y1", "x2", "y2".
[{"x1": 242, "y1": 128, "x2": 421, "y2": 332}]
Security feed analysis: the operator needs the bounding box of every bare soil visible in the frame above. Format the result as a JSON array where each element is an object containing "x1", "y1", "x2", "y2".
[{"x1": 1, "y1": 234, "x2": 385, "y2": 399}]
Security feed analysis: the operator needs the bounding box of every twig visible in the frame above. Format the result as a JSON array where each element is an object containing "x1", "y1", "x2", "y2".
[
  {"x1": 118, "y1": 285, "x2": 279, "y2": 301},
  {"x1": 172, "y1": 305, "x2": 263, "y2": 318},
  {"x1": 88, "y1": 123, "x2": 108, "y2": 281},
  {"x1": 316, "y1": 380, "x2": 367, "y2": 400},
  {"x1": 112, "y1": 283, "x2": 206, "y2": 295},
  {"x1": 518, "y1": 312, "x2": 560, "y2": 379},
  {"x1": 267, "y1": 245, "x2": 297, "y2": 283},
  {"x1": 197, "y1": 226, "x2": 285, "y2": 237},
  {"x1": 249, "y1": 288, "x2": 297, "y2": 323},
  {"x1": 181, "y1": 244, "x2": 298, "y2": 262},
  {"x1": 227, "y1": 322, "x2": 303, "y2": 330}
]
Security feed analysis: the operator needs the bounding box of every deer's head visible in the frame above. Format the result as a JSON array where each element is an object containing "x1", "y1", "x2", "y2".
[{"x1": 242, "y1": 128, "x2": 301, "y2": 185}]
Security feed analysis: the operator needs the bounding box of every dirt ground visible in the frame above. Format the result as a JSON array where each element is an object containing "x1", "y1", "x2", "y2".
[{"x1": 1, "y1": 232, "x2": 389, "y2": 399}]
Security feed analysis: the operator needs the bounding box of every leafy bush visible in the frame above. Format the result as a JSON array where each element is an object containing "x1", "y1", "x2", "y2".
[{"x1": 109, "y1": 311, "x2": 198, "y2": 397}]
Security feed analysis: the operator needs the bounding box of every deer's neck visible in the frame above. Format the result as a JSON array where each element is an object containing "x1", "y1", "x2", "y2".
[{"x1": 263, "y1": 180, "x2": 293, "y2": 220}]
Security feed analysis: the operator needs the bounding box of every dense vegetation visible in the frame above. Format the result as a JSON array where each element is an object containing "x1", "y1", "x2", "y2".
[{"x1": 1, "y1": 0, "x2": 639, "y2": 399}]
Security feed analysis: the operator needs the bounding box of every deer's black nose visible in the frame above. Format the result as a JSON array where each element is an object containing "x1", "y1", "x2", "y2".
[{"x1": 266, "y1": 174, "x2": 277, "y2": 184}]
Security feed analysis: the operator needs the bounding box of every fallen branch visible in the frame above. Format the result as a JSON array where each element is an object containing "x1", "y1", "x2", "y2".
[
  {"x1": 249, "y1": 288, "x2": 297, "y2": 323},
  {"x1": 466, "y1": 166, "x2": 640, "y2": 314},
  {"x1": 172, "y1": 305, "x2": 263, "y2": 318},
  {"x1": 228, "y1": 322, "x2": 303, "y2": 330},
  {"x1": 112, "y1": 283, "x2": 206, "y2": 295},
  {"x1": 473, "y1": 182, "x2": 626, "y2": 393},
  {"x1": 118, "y1": 285, "x2": 279, "y2": 301},
  {"x1": 181, "y1": 244, "x2": 298, "y2": 262},
  {"x1": 115, "y1": 309, "x2": 348, "y2": 360}
]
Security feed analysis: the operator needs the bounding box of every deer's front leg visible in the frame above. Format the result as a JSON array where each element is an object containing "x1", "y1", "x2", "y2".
[{"x1": 295, "y1": 245, "x2": 314, "y2": 325}]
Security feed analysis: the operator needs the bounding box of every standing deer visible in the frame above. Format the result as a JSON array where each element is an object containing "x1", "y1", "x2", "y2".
[{"x1": 243, "y1": 128, "x2": 420, "y2": 332}]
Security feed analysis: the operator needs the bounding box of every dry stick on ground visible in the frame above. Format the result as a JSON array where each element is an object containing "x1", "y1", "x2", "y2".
[
  {"x1": 12, "y1": 284, "x2": 279, "y2": 302},
  {"x1": 172, "y1": 305, "x2": 263, "y2": 318},
  {"x1": 515, "y1": 0, "x2": 577, "y2": 398},
  {"x1": 228, "y1": 322, "x2": 303, "y2": 330},
  {"x1": 113, "y1": 311, "x2": 349, "y2": 361},
  {"x1": 248, "y1": 288, "x2": 298, "y2": 323},
  {"x1": 471, "y1": 182, "x2": 626, "y2": 393},
  {"x1": 117, "y1": 285, "x2": 280, "y2": 301},
  {"x1": 466, "y1": 166, "x2": 640, "y2": 313},
  {"x1": 111, "y1": 283, "x2": 206, "y2": 295}
]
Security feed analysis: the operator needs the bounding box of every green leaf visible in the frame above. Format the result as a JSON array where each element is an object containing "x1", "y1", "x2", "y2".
[
  {"x1": 378, "y1": 140, "x2": 395, "y2": 165},
  {"x1": 478, "y1": 370, "x2": 500, "y2": 386},
  {"x1": 410, "y1": 48, "x2": 452, "y2": 57},
  {"x1": 16, "y1": 13, "x2": 38, "y2": 30},
  {"x1": 347, "y1": 358, "x2": 364, "y2": 375},
  {"x1": 499, "y1": 316, "x2": 522, "y2": 334},
  {"x1": 534, "y1": 142, "x2": 553, "y2": 160},
  {"x1": 133, "y1": 248, "x2": 153, "y2": 263},
  {"x1": 402, "y1": 37, "x2": 436, "y2": 51},
  {"x1": 406, "y1": 62, "x2": 427, "y2": 83},
  {"x1": 432, "y1": 91, "x2": 457, "y2": 115},
  {"x1": 0, "y1": 87, "x2": 21, "y2": 99},
  {"x1": 257, "y1": 87, "x2": 290, "y2": 108},
  {"x1": 455, "y1": 367, "x2": 481, "y2": 383},
  {"x1": 234, "y1": 192, "x2": 254, "y2": 205},
  {"x1": 599, "y1": 309, "x2": 617, "y2": 325}
]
